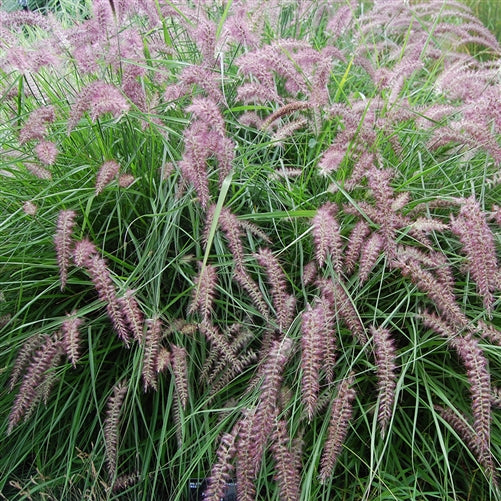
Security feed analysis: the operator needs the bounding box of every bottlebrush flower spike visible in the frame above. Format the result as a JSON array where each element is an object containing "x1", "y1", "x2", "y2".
[
  {"x1": 396, "y1": 245, "x2": 456, "y2": 297},
  {"x1": 119, "y1": 289, "x2": 144, "y2": 343},
  {"x1": 178, "y1": 64, "x2": 223, "y2": 103},
  {"x1": 68, "y1": 81, "x2": 129, "y2": 133},
  {"x1": 22, "y1": 201, "x2": 37, "y2": 216},
  {"x1": 270, "y1": 419, "x2": 301, "y2": 501},
  {"x1": 104, "y1": 380, "x2": 128, "y2": 479},
  {"x1": 186, "y1": 97, "x2": 226, "y2": 136},
  {"x1": 95, "y1": 160, "x2": 120, "y2": 195},
  {"x1": 216, "y1": 207, "x2": 269, "y2": 318},
  {"x1": 423, "y1": 311, "x2": 494, "y2": 478},
  {"x1": 477, "y1": 320, "x2": 501, "y2": 347},
  {"x1": 271, "y1": 118, "x2": 308, "y2": 144},
  {"x1": 8, "y1": 335, "x2": 63, "y2": 434},
  {"x1": 83, "y1": 253, "x2": 130, "y2": 345},
  {"x1": 72, "y1": 237, "x2": 98, "y2": 267},
  {"x1": 450, "y1": 196, "x2": 500, "y2": 314},
  {"x1": 8, "y1": 334, "x2": 43, "y2": 392},
  {"x1": 326, "y1": 1, "x2": 356, "y2": 38},
  {"x1": 143, "y1": 317, "x2": 161, "y2": 391},
  {"x1": 190, "y1": 14, "x2": 217, "y2": 64},
  {"x1": 62, "y1": 311, "x2": 83, "y2": 367},
  {"x1": 345, "y1": 220, "x2": 371, "y2": 275},
  {"x1": 236, "y1": 410, "x2": 257, "y2": 501},
  {"x1": 188, "y1": 262, "x2": 218, "y2": 323},
  {"x1": 254, "y1": 247, "x2": 296, "y2": 332},
  {"x1": 319, "y1": 372, "x2": 356, "y2": 483},
  {"x1": 171, "y1": 344, "x2": 189, "y2": 410},
  {"x1": 204, "y1": 428, "x2": 238, "y2": 501},
  {"x1": 112, "y1": 472, "x2": 141, "y2": 494},
  {"x1": 34, "y1": 140, "x2": 58, "y2": 166},
  {"x1": 395, "y1": 255, "x2": 468, "y2": 328},
  {"x1": 200, "y1": 325, "x2": 254, "y2": 389},
  {"x1": 19, "y1": 105, "x2": 56, "y2": 144},
  {"x1": 371, "y1": 326, "x2": 398, "y2": 436},
  {"x1": 435, "y1": 404, "x2": 496, "y2": 482},
  {"x1": 366, "y1": 166, "x2": 410, "y2": 257},
  {"x1": 25, "y1": 162, "x2": 52, "y2": 180},
  {"x1": 118, "y1": 173, "x2": 134, "y2": 188},
  {"x1": 301, "y1": 302, "x2": 328, "y2": 421},
  {"x1": 237, "y1": 82, "x2": 283, "y2": 106},
  {"x1": 179, "y1": 122, "x2": 211, "y2": 209},
  {"x1": 261, "y1": 101, "x2": 311, "y2": 130},
  {"x1": 358, "y1": 232, "x2": 384, "y2": 284},
  {"x1": 54, "y1": 209, "x2": 77, "y2": 291},
  {"x1": 302, "y1": 260, "x2": 318, "y2": 286},
  {"x1": 249, "y1": 338, "x2": 293, "y2": 477},
  {"x1": 122, "y1": 64, "x2": 146, "y2": 111},
  {"x1": 312, "y1": 202, "x2": 343, "y2": 272},
  {"x1": 199, "y1": 320, "x2": 243, "y2": 372},
  {"x1": 319, "y1": 278, "x2": 367, "y2": 345},
  {"x1": 420, "y1": 309, "x2": 459, "y2": 343},
  {"x1": 155, "y1": 347, "x2": 171, "y2": 375},
  {"x1": 93, "y1": 0, "x2": 115, "y2": 35},
  {"x1": 318, "y1": 142, "x2": 347, "y2": 176},
  {"x1": 454, "y1": 334, "x2": 492, "y2": 469}
]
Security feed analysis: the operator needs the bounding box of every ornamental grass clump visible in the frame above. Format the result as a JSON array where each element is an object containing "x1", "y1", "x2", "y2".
[{"x1": 0, "y1": 0, "x2": 500, "y2": 499}]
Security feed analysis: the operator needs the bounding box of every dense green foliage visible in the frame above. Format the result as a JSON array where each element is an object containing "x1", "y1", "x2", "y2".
[{"x1": 0, "y1": 1, "x2": 500, "y2": 500}]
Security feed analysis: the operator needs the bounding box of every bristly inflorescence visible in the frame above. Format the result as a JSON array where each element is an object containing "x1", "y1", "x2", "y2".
[
  {"x1": 104, "y1": 380, "x2": 128, "y2": 480},
  {"x1": 3, "y1": 0, "x2": 501, "y2": 497},
  {"x1": 450, "y1": 196, "x2": 501, "y2": 315},
  {"x1": 371, "y1": 326, "x2": 398, "y2": 437},
  {"x1": 54, "y1": 209, "x2": 77, "y2": 291},
  {"x1": 319, "y1": 372, "x2": 356, "y2": 484},
  {"x1": 7, "y1": 334, "x2": 63, "y2": 434}
]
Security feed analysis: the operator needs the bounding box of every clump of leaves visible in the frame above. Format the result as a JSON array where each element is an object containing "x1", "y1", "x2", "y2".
[{"x1": 1, "y1": 0, "x2": 500, "y2": 499}]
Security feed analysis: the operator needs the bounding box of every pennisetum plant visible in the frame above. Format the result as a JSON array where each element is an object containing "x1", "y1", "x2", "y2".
[{"x1": 0, "y1": 0, "x2": 500, "y2": 499}]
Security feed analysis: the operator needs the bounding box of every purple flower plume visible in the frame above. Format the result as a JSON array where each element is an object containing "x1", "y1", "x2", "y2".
[
  {"x1": 73, "y1": 241, "x2": 130, "y2": 346},
  {"x1": 72, "y1": 237, "x2": 98, "y2": 267},
  {"x1": 204, "y1": 428, "x2": 238, "y2": 501},
  {"x1": 319, "y1": 372, "x2": 356, "y2": 483},
  {"x1": 422, "y1": 311, "x2": 494, "y2": 478},
  {"x1": 301, "y1": 300, "x2": 329, "y2": 421},
  {"x1": 68, "y1": 81, "x2": 129, "y2": 133},
  {"x1": 247, "y1": 338, "x2": 293, "y2": 479},
  {"x1": 34, "y1": 141, "x2": 58, "y2": 166},
  {"x1": 435, "y1": 404, "x2": 496, "y2": 482},
  {"x1": 62, "y1": 311, "x2": 83, "y2": 367},
  {"x1": 358, "y1": 232, "x2": 384, "y2": 284},
  {"x1": 254, "y1": 247, "x2": 296, "y2": 332},
  {"x1": 54, "y1": 209, "x2": 77, "y2": 291},
  {"x1": 312, "y1": 202, "x2": 343, "y2": 272},
  {"x1": 345, "y1": 220, "x2": 371, "y2": 274},
  {"x1": 270, "y1": 419, "x2": 301, "y2": 501},
  {"x1": 143, "y1": 317, "x2": 161, "y2": 391},
  {"x1": 8, "y1": 334, "x2": 63, "y2": 434},
  {"x1": 171, "y1": 344, "x2": 189, "y2": 410},
  {"x1": 319, "y1": 278, "x2": 367, "y2": 345},
  {"x1": 95, "y1": 160, "x2": 120, "y2": 195},
  {"x1": 104, "y1": 380, "x2": 128, "y2": 479},
  {"x1": 9, "y1": 334, "x2": 43, "y2": 392},
  {"x1": 450, "y1": 196, "x2": 500, "y2": 314},
  {"x1": 188, "y1": 262, "x2": 218, "y2": 323},
  {"x1": 19, "y1": 105, "x2": 56, "y2": 144},
  {"x1": 454, "y1": 334, "x2": 492, "y2": 468},
  {"x1": 371, "y1": 326, "x2": 398, "y2": 436}
]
